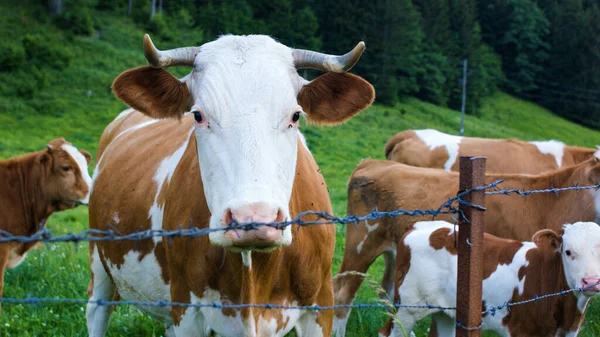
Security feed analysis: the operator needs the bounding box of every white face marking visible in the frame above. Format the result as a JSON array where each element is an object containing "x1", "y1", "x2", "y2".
[
  {"x1": 297, "y1": 131, "x2": 310, "y2": 152},
  {"x1": 148, "y1": 128, "x2": 194, "y2": 243},
  {"x1": 104, "y1": 249, "x2": 172, "y2": 321},
  {"x1": 62, "y1": 144, "x2": 92, "y2": 203},
  {"x1": 530, "y1": 140, "x2": 565, "y2": 168},
  {"x1": 414, "y1": 129, "x2": 462, "y2": 171},
  {"x1": 188, "y1": 36, "x2": 302, "y2": 248},
  {"x1": 561, "y1": 223, "x2": 600, "y2": 303}
]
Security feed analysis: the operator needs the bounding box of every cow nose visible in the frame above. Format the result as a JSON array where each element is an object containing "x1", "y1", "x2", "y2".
[
  {"x1": 222, "y1": 203, "x2": 286, "y2": 249},
  {"x1": 581, "y1": 277, "x2": 600, "y2": 292}
]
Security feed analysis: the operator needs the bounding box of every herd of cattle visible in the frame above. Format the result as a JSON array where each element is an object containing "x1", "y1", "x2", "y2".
[{"x1": 1, "y1": 34, "x2": 600, "y2": 337}]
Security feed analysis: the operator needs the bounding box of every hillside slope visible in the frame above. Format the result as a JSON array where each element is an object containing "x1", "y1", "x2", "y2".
[{"x1": 1, "y1": 2, "x2": 600, "y2": 336}]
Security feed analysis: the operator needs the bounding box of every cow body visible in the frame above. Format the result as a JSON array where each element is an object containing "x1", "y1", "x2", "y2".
[
  {"x1": 384, "y1": 129, "x2": 595, "y2": 173},
  {"x1": 89, "y1": 112, "x2": 335, "y2": 335},
  {"x1": 333, "y1": 157, "x2": 600, "y2": 336},
  {"x1": 379, "y1": 220, "x2": 599, "y2": 337},
  {"x1": 87, "y1": 34, "x2": 374, "y2": 337},
  {"x1": 0, "y1": 138, "x2": 91, "y2": 300}
]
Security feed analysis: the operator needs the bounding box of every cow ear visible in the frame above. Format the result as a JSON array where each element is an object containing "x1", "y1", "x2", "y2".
[
  {"x1": 297, "y1": 72, "x2": 374, "y2": 125},
  {"x1": 532, "y1": 229, "x2": 562, "y2": 249},
  {"x1": 80, "y1": 149, "x2": 92, "y2": 165},
  {"x1": 112, "y1": 66, "x2": 191, "y2": 119}
]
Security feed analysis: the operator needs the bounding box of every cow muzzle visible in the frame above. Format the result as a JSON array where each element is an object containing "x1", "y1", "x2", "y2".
[
  {"x1": 221, "y1": 202, "x2": 289, "y2": 251},
  {"x1": 581, "y1": 277, "x2": 600, "y2": 294}
]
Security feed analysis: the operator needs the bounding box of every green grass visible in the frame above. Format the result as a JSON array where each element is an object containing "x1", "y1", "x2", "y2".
[{"x1": 2, "y1": 1, "x2": 600, "y2": 336}]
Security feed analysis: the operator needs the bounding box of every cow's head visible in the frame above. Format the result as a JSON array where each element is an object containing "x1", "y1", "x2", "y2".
[
  {"x1": 533, "y1": 222, "x2": 600, "y2": 296},
  {"x1": 112, "y1": 34, "x2": 374, "y2": 251},
  {"x1": 38, "y1": 138, "x2": 92, "y2": 209}
]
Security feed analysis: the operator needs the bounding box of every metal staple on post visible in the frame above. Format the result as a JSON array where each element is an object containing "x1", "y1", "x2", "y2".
[{"x1": 456, "y1": 156, "x2": 486, "y2": 336}]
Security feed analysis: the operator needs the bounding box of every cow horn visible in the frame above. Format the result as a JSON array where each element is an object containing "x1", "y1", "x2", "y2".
[
  {"x1": 292, "y1": 41, "x2": 365, "y2": 73},
  {"x1": 143, "y1": 34, "x2": 199, "y2": 68}
]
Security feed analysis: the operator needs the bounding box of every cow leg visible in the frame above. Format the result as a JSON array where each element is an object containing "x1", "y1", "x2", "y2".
[
  {"x1": 86, "y1": 245, "x2": 117, "y2": 337},
  {"x1": 295, "y1": 311, "x2": 330, "y2": 337},
  {"x1": 164, "y1": 324, "x2": 175, "y2": 337},
  {"x1": 172, "y1": 306, "x2": 207, "y2": 337},
  {"x1": 0, "y1": 244, "x2": 9, "y2": 314},
  {"x1": 430, "y1": 312, "x2": 455, "y2": 337},
  {"x1": 380, "y1": 248, "x2": 397, "y2": 301},
  {"x1": 387, "y1": 309, "x2": 420, "y2": 337},
  {"x1": 333, "y1": 239, "x2": 391, "y2": 336}
]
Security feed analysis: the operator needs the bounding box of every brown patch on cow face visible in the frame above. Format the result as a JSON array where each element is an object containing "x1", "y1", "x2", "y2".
[
  {"x1": 298, "y1": 72, "x2": 374, "y2": 125},
  {"x1": 39, "y1": 138, "x2": 90, "y2": 209},
  {"x1": 112, "y1": 66, "x2": 191, "y2": 120},
  {"x1": 429, "y1": 227, "x2": 457, "y2": 255}
]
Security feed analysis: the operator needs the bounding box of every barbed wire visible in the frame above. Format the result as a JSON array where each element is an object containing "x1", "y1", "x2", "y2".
[
  {"x1": 485, "y1": 181, "x2": 600, "y2": 196},
  {"x1": 0, "y1": 182, "x2": 504, "y2": 245},
  {"x1": 0, "y1": 297, "x2": 456, "y2": 312},
  {"x1": 2, "y1": 179, "x2": 600, "y2": 333}
]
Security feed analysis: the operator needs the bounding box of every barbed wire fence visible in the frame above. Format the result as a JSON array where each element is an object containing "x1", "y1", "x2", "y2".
[{"x1": 1, "y1": 156, "x2": 600, "y2": 336}]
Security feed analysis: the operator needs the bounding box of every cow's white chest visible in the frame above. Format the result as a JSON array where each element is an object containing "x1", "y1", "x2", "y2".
[
  {"x1": 175, "y1": 290, "x2": 302, "y2": 337},
  {"x1": 104, "y1": 249, "x2": 172, "y2": 321}
]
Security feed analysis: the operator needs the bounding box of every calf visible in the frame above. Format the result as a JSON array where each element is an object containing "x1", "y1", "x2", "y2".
[
  {"x1": 0, "y1": 138, "x2": 92, "y2": 299},
  {"x1": 379, "y1": 220, "x2": 600, "y2": 337},
  {"x1": 384, "y1": 129, "x2": 595, "y2": 173},
  {"x1": 333, "y1": 154, "x2": 600, "y2": 336}
]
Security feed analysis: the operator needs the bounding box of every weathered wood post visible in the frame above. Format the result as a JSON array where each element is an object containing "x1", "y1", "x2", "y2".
[{"x1": 456, "y1": 156, "x2": 486, "y2": 337}]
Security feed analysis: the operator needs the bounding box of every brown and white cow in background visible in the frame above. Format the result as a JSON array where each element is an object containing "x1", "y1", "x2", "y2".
[
  {"x1": 0, "y1": 138, "x2": 91, "y2": 299},
  {"x1": 333, "y1": 154, "x2": 600, "y2": 336},
  {"x1": 379, "y1": 220, "x2": 600, "y2": 337},
  {"x1": 385, "y1": 129, "x2": 595, "y2": 173},
  {"x1": 87, "y1": 34, "x2": 374, "y2": 337}
]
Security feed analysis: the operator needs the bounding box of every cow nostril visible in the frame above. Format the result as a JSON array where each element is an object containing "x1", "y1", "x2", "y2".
[
  {"x1": 583, "y1": 279, "x2": 589, "y2": 286},
  {"x1": 223, "y1": 208, "x2": 234, "y2": 226}
]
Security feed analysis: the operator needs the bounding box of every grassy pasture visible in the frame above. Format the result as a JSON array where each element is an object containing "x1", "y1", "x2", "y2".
[{"x1": 2, "y1": 2, "x2": 600, "y2": 336}]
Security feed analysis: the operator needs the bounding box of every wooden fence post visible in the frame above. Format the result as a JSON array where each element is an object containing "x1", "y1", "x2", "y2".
[{"x1": 456, "y1": 156, "x2": 486, "y2": 337}]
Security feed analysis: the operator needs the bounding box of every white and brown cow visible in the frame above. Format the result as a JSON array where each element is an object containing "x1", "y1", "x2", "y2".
[
  {"x1": 379, "y1": 220, "x2": 600, "y2": 337},
  {"x1": 385, "y1": 129, "x2": 595, "y2": 173},
  {"x1": 0, "y1": 138, "x2": 92, "y2": 299},
  {"x1": 86, "y1": 34, "x2": 375, "y2": 337},
  {"x1": 333, "y1": 154, "x2": 600, "y2": 336}
]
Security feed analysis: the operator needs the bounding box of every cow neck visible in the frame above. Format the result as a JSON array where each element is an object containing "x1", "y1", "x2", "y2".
[
  {"x1": 229, "y1": 249, "x2": 284, "y2": 305},
  {"x1": 554, "y1": 259, "x2": 585, "y2": 333},
  {"x1": 0, "y1": 152, "x2": 51, "y2": 235},
  {"x1": 530, "y1": 246, "x2": 582, "y2": 334}
]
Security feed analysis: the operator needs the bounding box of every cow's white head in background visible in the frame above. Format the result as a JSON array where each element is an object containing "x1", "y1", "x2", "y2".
[
  {"x1": 111, "y1": 34, "x2": 374, "y2": 251},
  {"x1": 534, "y1": 222, "x2": 600, "y2": 304}
]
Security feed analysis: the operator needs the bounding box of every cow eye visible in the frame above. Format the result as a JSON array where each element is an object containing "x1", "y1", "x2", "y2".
[
  {"x1": 62, "y1": 166, "x2": 73, "y2": 172},
  {"x1": 193, "y1": 110, "x2": 203, "y2": 123},
  {"x1": 565, "y1": 250, "x2": 572, "y2": 256},
  {"x1": 292, "y1": 111, "x2": 301, "y2": 123}
]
